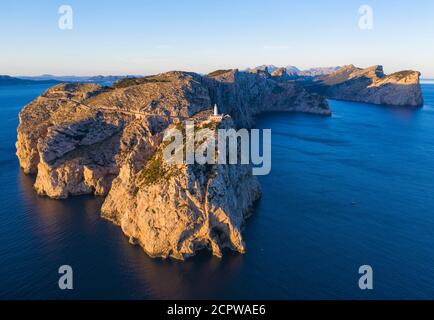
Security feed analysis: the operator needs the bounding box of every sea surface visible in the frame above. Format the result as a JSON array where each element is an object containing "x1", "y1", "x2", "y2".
[{"x1": 1, "y1": 83, "x2": 434, "y2": 299}]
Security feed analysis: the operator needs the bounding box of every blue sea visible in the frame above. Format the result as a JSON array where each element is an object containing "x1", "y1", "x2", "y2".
[{"x1": 1, "y1": 83, "x2": 434, "y2": 299}]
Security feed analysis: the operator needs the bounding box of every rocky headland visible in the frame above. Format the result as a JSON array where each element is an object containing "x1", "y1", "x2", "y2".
[
  {"x1": 15, "y1": 65, "x2": 424, "y2": 259},
  {"x1": 293, "y1": 65, "x2": 423, "y2": 107},
  {"x1": 16, "y1": 69, "x2": 329, "y2": 259},
  {"x1": 247, "y1": 64, "x2": 423, "y2": 107}
]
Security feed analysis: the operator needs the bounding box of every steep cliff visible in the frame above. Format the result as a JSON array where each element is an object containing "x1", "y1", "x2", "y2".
[
  {"x1": 16, "y1": 70, "x2": 329, "y2": 259},
  {"x1": 101, "y1": 116, "x2": 261, "y2": 259},
  {"x1": 300, "y1": 65, "x2": 424, "y2": 107}
]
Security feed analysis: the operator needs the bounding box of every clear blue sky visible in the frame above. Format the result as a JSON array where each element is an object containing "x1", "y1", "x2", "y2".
[{"x1": 1, "y1": 0, "x2": 433, "y2": 77}]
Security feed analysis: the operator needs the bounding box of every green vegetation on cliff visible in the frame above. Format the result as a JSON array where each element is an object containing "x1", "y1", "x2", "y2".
[{"x1": 113, "y1": 75, "x2": 171, "y2": 88}]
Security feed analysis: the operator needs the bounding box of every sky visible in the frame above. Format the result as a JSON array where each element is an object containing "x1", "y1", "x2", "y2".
[{"x1": 0, "y1": 0, "x2": 433, "y2": 77}]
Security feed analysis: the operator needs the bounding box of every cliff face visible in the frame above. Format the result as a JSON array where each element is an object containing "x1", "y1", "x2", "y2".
[
  {"x1": 101, "y1": 117, "x2": 261, "y2": 259},
  {"x1": 206, "y1": 69, "x2": 330, "y2": 128},
  {"x1": 16, "y1": 70, "x2": 329, "y2": 259},
  {"x1": 16, "y1": 75, "x2": 206, "y2": 199},
  {"x1": 300, "y1": 65, "x2": 424, "y2": 107}
]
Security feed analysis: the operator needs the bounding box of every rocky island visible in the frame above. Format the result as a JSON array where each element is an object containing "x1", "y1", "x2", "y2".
[{"x1": 16, "y1": 69, "x2": 329, "y2": 259}]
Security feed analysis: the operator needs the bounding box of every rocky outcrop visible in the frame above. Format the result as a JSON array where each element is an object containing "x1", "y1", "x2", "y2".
[
  {"x1": 300, "y1": 65, "x2": 424, "y2": 107},
  {"x1": 101, "y1": 117, "x2": 261, "y2": 259},
  {"x1": 271, "y1": 67, "x2": 292, "y2": 80},
  {"x1": 16, "y1": 70, "x2": 330, "y2": 259}
]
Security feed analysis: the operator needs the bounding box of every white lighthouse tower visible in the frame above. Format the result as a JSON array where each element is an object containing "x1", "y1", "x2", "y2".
[{"x1": 210, "y1": 103, "x2": 223, "y2": 121}]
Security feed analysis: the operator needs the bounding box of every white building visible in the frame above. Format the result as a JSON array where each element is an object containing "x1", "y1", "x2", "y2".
[{"x1": 210, "y1": 103, "x2": 224, "y2": 121}]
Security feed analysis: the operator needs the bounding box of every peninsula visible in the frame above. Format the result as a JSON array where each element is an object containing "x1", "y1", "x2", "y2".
[{"x1": 15, "y1": 66, "x2": 423, "y2": 259}]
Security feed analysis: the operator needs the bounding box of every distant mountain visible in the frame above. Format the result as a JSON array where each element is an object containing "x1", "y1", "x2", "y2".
[
  {"x1": 247, "y1": 65, "x2": 341, "y2": 77},
  {"x1": 0, "y1": 75, "x2": 61, "y2": 86},
  {"x1": 271, "y1": 67, "x2": 298, "y2": 80},
  {"x1": 245, "y1": 65, "x2": 279, "y2": 74},
  {"x1": 87, "y1": 75, "x2": 128, "y2": 82},
  {"x1": 18, "y1": 75, "x2": 130, "y2": 83},
  {"x1": 285, "y1": 65, "x2": 301, "y2": 76},
  {"x1": 298, "y1": 66, "x2": 341, "y2": 77}
]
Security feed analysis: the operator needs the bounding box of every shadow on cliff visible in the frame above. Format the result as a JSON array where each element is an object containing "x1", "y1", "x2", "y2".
[{"x1": 48, "y1": 116, "x2": 123, "y2": 168}]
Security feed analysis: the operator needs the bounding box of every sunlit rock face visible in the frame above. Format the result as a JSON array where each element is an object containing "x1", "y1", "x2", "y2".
[
  {"x1": 16, "y1": 70, "x2": 330, "y2": 259},
  {"x1": 101, "y1": 117, "x2": 261, "y2": 259},
  {"x1": 299, "y1": 65, "x2": 424, "y2": 107}
]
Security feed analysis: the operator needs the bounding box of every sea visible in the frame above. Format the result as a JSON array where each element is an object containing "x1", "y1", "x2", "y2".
[{"x1": 1, "y1": 82, "x2": 434, "y2": 299}]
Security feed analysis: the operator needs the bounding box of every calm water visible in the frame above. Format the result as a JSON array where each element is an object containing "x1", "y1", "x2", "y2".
[{"x1": 1, "y1": 83, "x2": 434, "y2": 299}]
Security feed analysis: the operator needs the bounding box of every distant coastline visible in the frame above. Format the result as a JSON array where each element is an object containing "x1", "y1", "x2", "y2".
[
  {"x1": 421, "y1": 79, "x2": 434, "y2": 84},
  {"x1": 3, "y1": 72, "x2": 432, "y2": 86},
  {"x1": 0, "y1": 75, "x2": 61, "y2": 86},
  {"x1": 0, "y1": 75, "x2": 134, "y2": 86}
]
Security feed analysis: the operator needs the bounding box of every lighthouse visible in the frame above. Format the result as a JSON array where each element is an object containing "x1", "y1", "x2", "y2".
[{"x1": 210, "y1": 103, "x2": 223, "y2": 121}]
